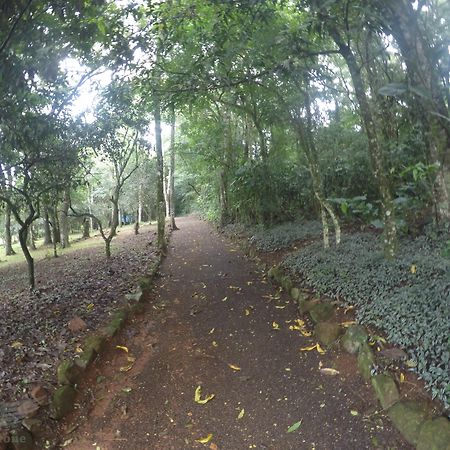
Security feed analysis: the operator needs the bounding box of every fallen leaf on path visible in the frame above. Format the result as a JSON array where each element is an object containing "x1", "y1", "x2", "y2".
[
  {"x1": 275, "y1": 305, "x2": 286, "y2": 309},
  {"x1": 194, "y1": 386, "x2": 215, "y2": 404},
  {"x1": 195, "y1": 434, "x2": 213, "y2": 444},
  {"x1": 272, "y1": 322, "x2": 280, "y2": 330},
  {"x1": 287, "y1": 420, "x2": 302, "y2": 433},
  {"x1": 319, "y1": 368, "x2": 340, "y2": 376},
  {"x1": 60, "y1": 438, "x2": 73, "y2": 447},
  {"x1": 228, "y1": 364, "x2": 241, "y2": 371},
  {"x1": 221, "y1": 296, "x2": 228, "y2": 302},
  {"x1": 300, "y1": 330, "x2": 312, "y2": 337},
  {"x1": 300, "y1": 343, "x2": 326, "y2": 354},
  {"x1": 212, "y1": 341, "x2": 218, "y2": 347},
  {"x1": 245, "y1": 309, "x2": 250, "y2": 316},
  {"x1": 350, "y1": 410, "x2": 359, "y2": 416},
  {"x1": 209, "y1": 328, "x2": 215, "y2": 334},
  {"x1": 410, "y1": 264, "x2": 417, "y2": 274},
  {"x1": 399, "y1": 373, "x2": 405, "y2": 383},
  {"x1": 10, "y1": 341, "x2": 23, "y2": 349},
  {"x1": 119, "y1": 356, "x2": 136, "y2": 372},
  {"x1": 237, "y1": 408, "x2": 245, "y2": 419},
  {"x1": 209, "y1": 443, "x2": 218, "y2": 450},
  {"x1": 341, "y1": 321, "x2": 356, "y2": 328},
  {"x1": 116, "y1": 345, "x2": 129, "y2": 353}
]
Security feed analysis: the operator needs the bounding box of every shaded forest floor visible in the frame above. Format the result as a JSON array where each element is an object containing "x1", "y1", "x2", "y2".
[
  {"x1": 0, "y1": 224, "x2": 158, "y2": 405},
  {"x1": 59, "y1": 216, "x2": 412, "y2": 449}
]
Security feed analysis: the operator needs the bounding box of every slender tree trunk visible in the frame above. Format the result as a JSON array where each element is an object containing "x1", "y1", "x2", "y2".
[
  {"x1": 105, "y1": 239, "x2": 112, "y2": 259},
  {"x1": 28, "y1": 225, "x2": 37, "y2": 250},
  {"x1": 52, "y1": 204, "x2": 61, "y2": 244},
  {"x1": 328, "y1": 25, "x2": 396, "y2": 258},
  {"x1": 4, "y1": 203, "x2": 15, "y2": 255},
  {"x1": 219, "y1": 169, "x2": 229, "y2": 227},
  {"x1": 18, "y1": 226, "x2": 34, "y2": 289},
  {"x1": 153, "y1": 87, "x2": 167, "y2": 253},
  {"x1": 168, "y1": 106, "x2": 178, "y2": 230},
  {"x1": 43, "y1": 206, "x2": 52, "y2": 245},
  {"x1": 60, "y1": 188, "x2": 70, "y2": 248},
  {"x1": 134, "y1": 208, "x2": 140, "y2": 235},
  {"x1": 82, "y1": 218, "x2": 90, "y2": 239}
]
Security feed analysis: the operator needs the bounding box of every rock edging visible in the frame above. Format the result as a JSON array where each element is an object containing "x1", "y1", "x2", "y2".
[
  {"x1": 0, "y1": 257, "x2": 163, "y2": 450},
  {"x1": 266, "y1": 263, "x2": 450, "y2": 450}
]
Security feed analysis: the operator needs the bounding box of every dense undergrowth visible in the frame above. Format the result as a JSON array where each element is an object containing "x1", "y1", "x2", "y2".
[
  {"x1": 248, "y1": 220, "x2": 322, "y2": 252},
  {"x1": 282, "y1": 231, "x2": 450, "y2": 411}
]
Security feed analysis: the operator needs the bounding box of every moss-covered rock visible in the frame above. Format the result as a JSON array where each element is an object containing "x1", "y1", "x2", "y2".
[
  {"x1": 357, "y1": 343, "x2": 375, "y2": 381},
  {"x1": 314, "y1": 322, "x2": 342, "y2": 346},
  {"x1": 371, "y1": 373, "x2": 399, "y2": 410},
  {"x1": 267, "y1": 265, "x2": 283, "y2": 283},
  {"x1": 388, "y1": 400, "x2": 431, "y2": 445},
  {"x1": 298, "y1": 298, "x2": 320, "y2": 315},
  {"x1": 50, "y1": 386, "x2": 77, "y2": 420},
  {"x1": 417, "y1": 417, "x2": 450, "y2": 450},
  {"x1": 309, "y1": 302, "x2": 334, "y2": 323},
  {"x1": 104, "y1": 309, "x2": 128, "y2": 337},
  {"x1": 57, "y1": 360, "x2": 81, "y2": 385},
  {"x1": 75, "y1": 334, "x2": 105, "y2": 369},
  {"x1": 341, "y1": 325, "x2": 368, "y2": 354},
  {"x1": 281, "y1": 275, "x2": 293, "y2": 292},
  {"x1": 290, "y1": 287, "x2": 300, "y2": 301}
]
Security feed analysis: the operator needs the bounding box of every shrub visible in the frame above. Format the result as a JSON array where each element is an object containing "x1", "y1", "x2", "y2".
[
  {"x1": 282, "y1": 233, "x2": 450, "y2": 410},
  {"x1": 249, "y1": 220, "x2": 322, "y2": 252}
]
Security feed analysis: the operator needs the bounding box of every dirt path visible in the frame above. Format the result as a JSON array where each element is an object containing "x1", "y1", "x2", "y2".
[{"x1": 65, "y1": 216, "x2": 410, "y2": 450}]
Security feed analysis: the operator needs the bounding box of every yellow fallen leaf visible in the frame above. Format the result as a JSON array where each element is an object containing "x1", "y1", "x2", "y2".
[
  {"x1": 247, "y1": 281, "x2": 253, "y2": 286},
  {"x1": 245, "y1": 309, "x2": 250, "y2": 316},
  {"x1": 116, "y1": 345, "x2": 129, "y2": 353},
  {"x1": 228, "y1": 364, "x2": 241, "y2": 371},
  {"x1": 300, "y1": 330, "x2": 312, "y2": 337},
  {"x1": 221, "y1": 296, "x2": 228, "y2": 302},
  {"x1": 86, "y1": 303, "x2": 94, "y2": 311},
  {"x1": 119, "y1": 356, "x2": 136, "y2": 372},
  {"x1": 410, "y1": 264, "x2": 417, "y2": 274},
  {"x1": 341, "y1": 321, "x2": 356, "y2": 328},
  {"x1": 195, "y1": 434, "x2": 213, "y2": 444},
  {"x1": 275, "y1": 305, "x2": 286, "y2": 309},
  {"x1": 300, "y1": 344, "x2": 318, "y2": 352},
  {"x1": 194, "y1": 386, "x2": 215, "y2": 404},
  {"x1": 237, "y1": 408, "x2": 245, "y2": 419},
  {"x1": 319, "y1": 368, "x2": 340, "y2": 376},
  {"x1": 400, "y1": 373, "x2": 405, "y2": 383},
  {"x1": 11, "y1": 341, "x2": 23, "y2": 349},
  {"x1": 212, "y1": 341, "x2": 218, "y2": 347},
  {"x1": 209, "y1": 328, "x2": 215, "y2": 334},
  {"x1": 272, "y1": 322, "x2": 280, "y2": 330},
  {"x1": 316, "y1": 343, "x2": 326, "y2": 354}
]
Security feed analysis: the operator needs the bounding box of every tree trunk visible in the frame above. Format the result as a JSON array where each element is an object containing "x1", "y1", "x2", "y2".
[
  {"x1": 105, "y1": 239, "x2": 111, "y2": 259},
  {"x1": 134, "y1": 208, "x2": 140, "y2": 235},
  {"x1": 82, "y1": 218, "x2": 90, "y2": 239},
  {"x1": 168, "y1": 106, "x2": 178, "y2": 230},
  {"x1": 328, "y1": 25, "x2": 396, "y2": 258},
  {"x1": 28, "y1": 225, "x2": 37, "y2": 251},
  {"x1": 153, "y1": 87, "x2": 167, "y2": 253},
  {"x1": 60, "y1": 189, "x2": 70, "y2": 248},
  {"x1": 52, "y1": 204, "x2": 61, "y2": 244},
  {"x1": 377, "y1": 0, "x2": 450, "y2": 224},
  {"x1": 19, "y1": 226, "x2": 35, "y2": 289},
  {"x1": 4, "y1": 203, "x2": 15, "y2": 256},
  {"x1": 43, "y1": 206, "x2": 52, "y2": 245},
  {"x1": 219, "y1": 169, "x2": 229, "y2": 227}
]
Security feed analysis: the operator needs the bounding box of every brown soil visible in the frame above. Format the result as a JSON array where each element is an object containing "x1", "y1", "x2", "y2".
[
  {"x1": 0, "y1": 225, "x2": 158, "y2": 404},
  {"x1": 58, "y1": 216, "x2": 412, "y2": 450}
]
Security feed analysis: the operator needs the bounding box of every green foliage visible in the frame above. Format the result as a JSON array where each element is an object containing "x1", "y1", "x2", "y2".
[
  {"x1": 249, "y1": 219, "x2": 322, "y2": 252},
  {"x1": 283, "y1": 233, "x2": 450, "y2": 409}
]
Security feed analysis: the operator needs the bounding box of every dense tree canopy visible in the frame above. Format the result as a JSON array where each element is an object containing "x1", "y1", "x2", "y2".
[{"x1": 1, "y1": 0, "x2": 449, "y2": 275}]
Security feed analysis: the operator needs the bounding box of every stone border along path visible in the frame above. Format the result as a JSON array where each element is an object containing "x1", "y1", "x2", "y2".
[
  {"x1": 53, "y1": 215, "x2": 418, "y2": 450},
  {"x1": 0, "y1": 249, "x2": 163, "y2": 450}
]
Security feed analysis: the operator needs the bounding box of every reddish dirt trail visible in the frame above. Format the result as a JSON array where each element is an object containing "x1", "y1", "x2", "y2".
[{"x1": 65, "y1": 216, "x2": 411, "y2": 450}]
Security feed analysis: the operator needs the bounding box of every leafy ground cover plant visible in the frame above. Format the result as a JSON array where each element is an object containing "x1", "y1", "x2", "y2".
[
  {"x1": 248, "y1": 220, "x2": 322, "y2": 252},
  {"x1": 282, "y1": 232, "x2": 450, "y2": 411}
]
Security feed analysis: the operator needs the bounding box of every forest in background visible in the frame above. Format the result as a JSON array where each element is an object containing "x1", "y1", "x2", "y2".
[{"x1": 1, "y1": 0, "x2": 449, "y2": 411}]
